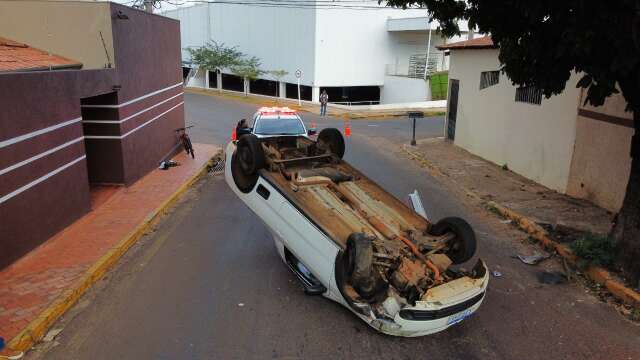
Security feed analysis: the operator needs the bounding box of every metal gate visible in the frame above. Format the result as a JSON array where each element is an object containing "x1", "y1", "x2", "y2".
[{"x1": 446, "y1": 79, "x2": 459, "y2": 140}]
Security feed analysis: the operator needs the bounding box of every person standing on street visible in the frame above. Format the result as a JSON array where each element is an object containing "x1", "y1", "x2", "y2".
[{"x1": 319, "y1": 90, "x2": 329, "y2": 116}]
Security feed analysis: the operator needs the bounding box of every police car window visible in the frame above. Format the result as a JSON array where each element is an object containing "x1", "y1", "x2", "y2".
[{"x1": 254, "y1": 116, "x2": 305, "y2": 135}]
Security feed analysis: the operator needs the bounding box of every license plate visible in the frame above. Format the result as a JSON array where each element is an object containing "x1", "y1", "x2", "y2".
[{"x1": 447, "y1": 309, "x2": 473, "y2": 326}]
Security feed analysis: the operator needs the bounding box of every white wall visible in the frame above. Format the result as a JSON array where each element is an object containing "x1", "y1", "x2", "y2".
[
  {"x1": 380, "y1": 75, "x2": 428, "y2": 103},
  {"x1": 166, "y1": 4, "x2": 210, "y2": 62},
  {"x1": 165, "y1": 3, "x2": 317, "y2": 87},
  {"x1": 164, "y1": 4, "x2": 469, "y2": 103},
  {"x1": 313, "y1": 5, "x2": 425, "y2": 87},
  {"x1": 449, "y1": 48, "x2": 581, "y2": 192}
]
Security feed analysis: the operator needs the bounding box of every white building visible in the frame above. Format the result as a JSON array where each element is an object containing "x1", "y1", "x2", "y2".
[
  {"x1": 163, "y1": 3, "x2": 476, "y2": 104},
  {"x1": 440, "y1": 37, "x2": 634, "y2": 212}
]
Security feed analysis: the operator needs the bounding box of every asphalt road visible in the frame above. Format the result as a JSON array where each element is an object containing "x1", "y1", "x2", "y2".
[{"x1": 28, "y1": 93, "x2": 640, "y2": 360}]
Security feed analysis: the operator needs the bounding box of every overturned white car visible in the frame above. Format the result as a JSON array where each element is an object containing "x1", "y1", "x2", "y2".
[{"x1": 225, "y1": 119, "x2": 489, "y2": 337}]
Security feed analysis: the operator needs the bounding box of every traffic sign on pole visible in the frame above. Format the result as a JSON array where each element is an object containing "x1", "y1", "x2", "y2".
[{"x1": 295, "y1": 69, "x2": 302, "y2": 106}]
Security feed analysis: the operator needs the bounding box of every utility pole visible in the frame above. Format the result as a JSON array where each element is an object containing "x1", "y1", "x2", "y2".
[
  {"x1": 144, "y1": 0, "x2": 154, "y2": 13},
  {"x1": 424, "y1": 19, "x2": 432, "y2": 80}
]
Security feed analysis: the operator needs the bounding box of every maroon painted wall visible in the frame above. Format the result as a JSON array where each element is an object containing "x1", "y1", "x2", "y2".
[
  {"x1": 0, "y1": 4, "x2": 184, "y2": 268},
  {"x1": 110, "y1": 4, "x2": 184, "y2": 184},
  {"x1": 0, "y1": 69, "x2": 117, "y2": 268}
]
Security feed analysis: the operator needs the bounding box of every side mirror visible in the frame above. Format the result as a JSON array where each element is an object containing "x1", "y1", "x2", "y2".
[{"x1": 307, "y1": 128, "x2": 317, "y2": 136}]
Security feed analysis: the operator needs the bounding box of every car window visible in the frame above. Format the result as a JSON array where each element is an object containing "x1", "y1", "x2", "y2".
[{"x1": 254, "y1": 115, "x2": 305, "y2": 135}]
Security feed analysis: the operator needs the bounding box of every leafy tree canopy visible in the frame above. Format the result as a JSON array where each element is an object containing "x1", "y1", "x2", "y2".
[
  {"x1": 268, "y1": 69, "x2": 289, "y2": 81},
  {"x1": 231, "y1": 56, "x2": 264, "y2": 80},
  {"x1": 384, "y1": 0, "x2": 640, "y2": 110},
  {"x1": 187, "y1": 41, "x2": 244, "y2": 72}
]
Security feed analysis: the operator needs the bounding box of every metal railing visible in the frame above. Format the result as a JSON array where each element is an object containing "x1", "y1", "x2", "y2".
[
  {"x1": 386, "y1": 52, "x2": 447, "y2": 78},
  {"x1": 331, "y1": 100, "x2": 381, "y2": 106}
]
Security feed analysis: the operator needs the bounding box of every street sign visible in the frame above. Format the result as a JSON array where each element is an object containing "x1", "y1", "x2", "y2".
[{"x1": 295, "y1": 69, "x2": 302, "y2": 105}]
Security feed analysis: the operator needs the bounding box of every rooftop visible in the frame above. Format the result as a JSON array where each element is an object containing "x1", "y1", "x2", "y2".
[
  {"x1": 436, "y1": 36, "x2": 496, "y2": 50},
  {"x1": 0, "y1": 37, "x2": 82, "y2": 73}
]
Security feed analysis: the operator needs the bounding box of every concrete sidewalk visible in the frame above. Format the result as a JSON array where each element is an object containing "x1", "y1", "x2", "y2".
[
  {"x1": 403, "y1": 138, "x2": 614, "y2": 235},
  {"x1": 0, "y1": 143, "x2": 220, "y2": 355}
]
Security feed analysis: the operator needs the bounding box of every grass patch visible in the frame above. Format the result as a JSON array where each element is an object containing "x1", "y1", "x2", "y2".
[
  {"x1": 570, "y1": 233, "x2": 615, "y2": 269},
  {"x1": 485, "y1": 202, "x2": 501, "y2": 216}
]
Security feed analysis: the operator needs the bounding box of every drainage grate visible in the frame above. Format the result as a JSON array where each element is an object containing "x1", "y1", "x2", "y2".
[{"x1": 209, "y1": 157, "x2": 225, "y2": 175}]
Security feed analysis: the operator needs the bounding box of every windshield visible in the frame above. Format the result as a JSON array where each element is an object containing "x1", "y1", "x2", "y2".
[{"x1": 254, "y1": 115, "x2": 305, "y2": 135}]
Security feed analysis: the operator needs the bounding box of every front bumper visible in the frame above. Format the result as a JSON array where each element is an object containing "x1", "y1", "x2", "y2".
[{"x1": 367, "y1": 260, "x2": 490, "y2": 337}]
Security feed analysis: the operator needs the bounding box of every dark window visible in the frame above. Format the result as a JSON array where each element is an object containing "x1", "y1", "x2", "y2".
[
  {"x1": 320, "y1": 86, "x2": 380, "y2": 105},
  {"x1": 250, "y1": 78, "x2": 279, "y2": 97},
  {"x1": 256, "y1": 184, "x2": 270, "y2": 199},
  {"x1": 285, "y1": 83, "x2": 312, "y2": 101},
  {"x1": 479, "y1": 71, "x2": 499, "y2": 90},
  {"x1": 515, "y1": 86, "x2": 543, "y2": 105},
  {"x1": 208, "y1": 70, "x2": 217, "y2": 88},
  {"x1": 254, "y1": 115, "x2": 305, "y2": 135},
  {"x1": 222, "y1": 73, "x2": 244, "y2": 92}
]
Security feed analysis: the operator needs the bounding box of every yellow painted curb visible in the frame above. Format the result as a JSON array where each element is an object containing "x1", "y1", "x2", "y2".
[
  {"x1": 7, "y1": 152, "x2": 221, "y2": 352},
  {"x1": 487, "y1": 200, "x2": 639, "y2": 307}
]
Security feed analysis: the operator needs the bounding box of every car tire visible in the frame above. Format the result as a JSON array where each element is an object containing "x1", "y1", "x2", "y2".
[
  {"x1": 317, "y1": 128, "x2": 345, "y2": 159},
  {"x1": 230, "y1": 151, "x2": 259, "y2": 193},
  {"x1": 429, "y1": 217, "x2": 477, "y2": 264},
  {"x1": 236, "y1": 134, "x2": 265, "y2": 175},
  {"x1": 346, "y1": 233, "x2": 387, "y2": 301}
]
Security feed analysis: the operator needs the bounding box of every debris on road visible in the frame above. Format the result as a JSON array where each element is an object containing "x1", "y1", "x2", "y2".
[
  {"x1": 492, "y1": 270, "x2": 503, "y2": 278},
  {"x1": 515, "y1": 251, "x2": 551, "y2": 265},
  {"x1": 538, "y1": 271, "x2": 567, "y2": 285},
  {"x1": 238, "y1": 303, "x2": 245, "y2": 307},
  {"x1": 42, "y1": 328, "x2": 64, "y2": 342},
  {"x1": 159, "y1": 160, "x2": 179, "y2": 170}
]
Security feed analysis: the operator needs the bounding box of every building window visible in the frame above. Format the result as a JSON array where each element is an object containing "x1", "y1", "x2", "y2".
[
  {"x1": 515, "y1": 86, "x2": 543, "y2": 105},
  {"x1": 479, "y1": 71, "x2": 499, "y2": 90}
]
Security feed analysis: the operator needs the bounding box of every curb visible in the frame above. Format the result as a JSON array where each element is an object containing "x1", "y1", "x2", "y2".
[
  {"x1": 402, "y1": 144, "x2": 640, "y2": 308},
  {"x1": 487, "y1": 200, "x2": 640, "y2": 306},
  {"x1": 7, "y1": 152, "x2": 221, "y2": 352}
]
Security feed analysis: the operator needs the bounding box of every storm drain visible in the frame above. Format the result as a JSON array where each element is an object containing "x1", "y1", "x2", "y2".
[{"x1": 209, "y1": 157, "x2": 225, "y2": 175}]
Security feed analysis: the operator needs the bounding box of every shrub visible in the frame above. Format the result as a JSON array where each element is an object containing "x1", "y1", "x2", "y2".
[{"x1": 570, "y1": 233, "x2": 615, "y2": 269}]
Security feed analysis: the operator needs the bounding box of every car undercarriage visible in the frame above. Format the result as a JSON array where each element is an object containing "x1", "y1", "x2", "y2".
[{"x1": 227, "y1": 128, "x2": 488, "y2": 335}]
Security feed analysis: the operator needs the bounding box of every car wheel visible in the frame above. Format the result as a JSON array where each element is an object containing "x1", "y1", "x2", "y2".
[
  {"x1": 231, "y1": 151, "x2": 259, "y2": 193},
  {"x1": 429, "y1": 217, "x2": 477, "y2": 264},
  {"x1": 346, "y1": 233, "x2": 387, "y2": 300},
  {"x1": 236, "y1": 134, "x2": 265, "y2": 175},
  {"x1": 317, "y1": 128, "x2": 345, "y2": 159}
]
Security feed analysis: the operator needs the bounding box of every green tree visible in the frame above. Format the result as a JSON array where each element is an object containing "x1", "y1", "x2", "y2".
[
  {"x1": 268, "y1": 69, "x2": 289, "y2": 82},
  {"x1": 187, "y1": 42, "x2": 244, "y2": 89},
  {"x1": 231, "y1": 56, "x2": 264, "y2": 96},
  {"x1": 384, "y1": 0, "x2": 640, "y2": 282}
]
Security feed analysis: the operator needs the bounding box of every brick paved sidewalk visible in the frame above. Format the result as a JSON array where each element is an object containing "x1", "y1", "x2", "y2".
[{"x1": 0, "y1": 143, "x2": 220, "y2": 352}]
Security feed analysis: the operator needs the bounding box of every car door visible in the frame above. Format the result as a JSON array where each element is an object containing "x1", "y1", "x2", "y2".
[{"x1": 276, "y1": 198, "x2": 339, "y2": 288}]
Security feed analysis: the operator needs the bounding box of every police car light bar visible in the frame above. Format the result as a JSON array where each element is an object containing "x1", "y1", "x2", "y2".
[{"x1": 258, "y1": 106, "x2": 296, "y2": 115}]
